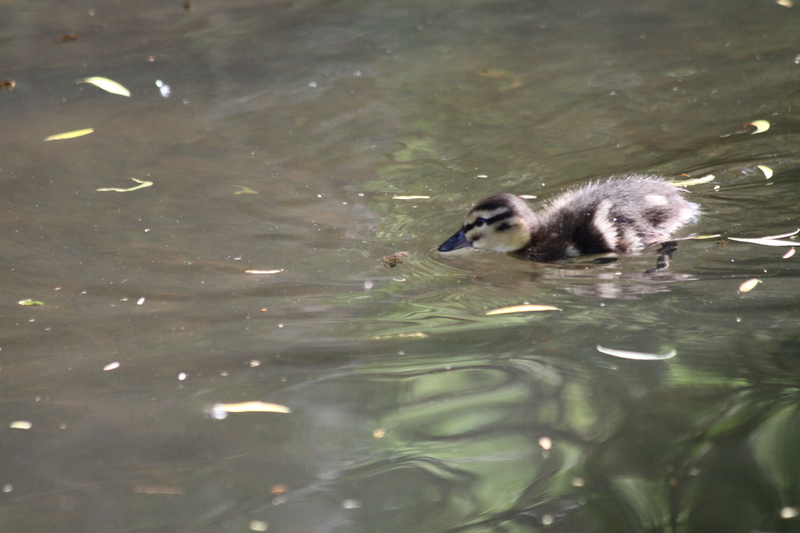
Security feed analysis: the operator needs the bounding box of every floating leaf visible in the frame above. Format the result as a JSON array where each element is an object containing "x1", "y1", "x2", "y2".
[
  {"x1": 757, "y1": 165, "x2": 773, "y2": 179},
  {"x1": 245, "y1": 269, "x2": 283, "y2": 274},
  {"x1": 44, "y1": 128, "x2": 93, "y2": 141},
  {"x1": 392, "y1": 195, "x2": 430, "y2": 200},
  {"x1": 728, "y1": 229, "x2": 798, "y2": 247},
  {"x1": 486, "y1": 304, "x2": 561, "y2": 315},
  {"x1": 748, "y1": 120, "x2": 770, "y2": 134},
  {"x1": 783, "y1": 248, "x2": 795, "y2": 259},
  {"x1": 10, "y1": 421, "x2": 32, "y2": 430},
  {"x1": 739, "y1": 279, "x2": 761, "y2": 293},
  {"x1": 761, "y1": 229, "x2": 799, "y2": 240},
  {"x1": 234, "y1": 185, "x2": 258, "y2": 195},
  {"x1": 371, "y1": 331, "x2": 428, "y2": 340},
  {"x1": 250, "y1": 521, "x2": 268, "y2": 532},
  {"x1": 478, "y1": 69, "x2": 523, "y2": 91},
  {"x1": 670, "y1": 174, "x2": 715, "y2": 187},
  {"x1": 76, "y1": 76, "x2": 131, "y2": 97},
  {"x1": 103, "y1": 362, "x2": 121, "y2": 371},
  {"x1": 56, "y1": 32, "x2": 79, "y2": 43},
  {"x1": 691, "y1": 234, "x2": 722, "y2": 240},
  {"x1": 96, "y1": 177, "x2": 153, "y2": 192},
  {"x1": 597, "y1": 345, "x2": 676, "y2": 360},
  {"x1": 729, "y1": 237, "x2": 798, "y2": 246},
  {"x1": 720, "y1": 120, "x2": 770, "y2": 138},
  {"x1": 0, "y1": 79, "x2": 15, "y2": 91},
  {"x1": 211, "y1": 401, "x2": 291, "y2": 414},
  {"x1": 777, "y1": 0, "x2": 793, "y2": 7},
  {"x1": 18, "y1": 299, "x2": 43, "y2": 306}
]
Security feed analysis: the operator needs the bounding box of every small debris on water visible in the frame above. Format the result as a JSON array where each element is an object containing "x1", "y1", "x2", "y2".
[{"x1": 382, "y1": 251, "x2": 409, "y2": 267}]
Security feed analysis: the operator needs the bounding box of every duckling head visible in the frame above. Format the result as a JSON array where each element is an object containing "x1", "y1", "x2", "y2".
[{"x1": 438, "y1": 193, "x2": 535, "y2": 254}]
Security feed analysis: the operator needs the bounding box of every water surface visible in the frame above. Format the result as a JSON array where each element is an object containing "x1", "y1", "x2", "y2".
[{"x1": 1, "y1": 0, "x2": 800, "y2": 531}]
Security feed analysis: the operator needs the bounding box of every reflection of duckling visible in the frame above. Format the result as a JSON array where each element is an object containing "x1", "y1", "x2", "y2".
[{"x1": 438, "y1": 176, "x2": 699, "y2": 262}]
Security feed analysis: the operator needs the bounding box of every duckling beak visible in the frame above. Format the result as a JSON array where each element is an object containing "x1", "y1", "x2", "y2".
[{"x1": 438, "y1": 228, "x2": 472, "y2": 252}]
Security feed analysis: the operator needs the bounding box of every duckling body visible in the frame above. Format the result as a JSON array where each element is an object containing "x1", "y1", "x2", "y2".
[{"x1": 438, "y1": 176, "x2": 699, "y2": 262}]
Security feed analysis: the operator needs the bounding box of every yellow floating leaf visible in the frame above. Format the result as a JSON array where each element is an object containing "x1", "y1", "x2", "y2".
[
  {"x1": 486, "y1": 304, "x2": 561, "y2": 315},
  {"x1": 392, "y1": 195, "x2": 430, "y2": 200},
  {"x1": 690, "y1": 234, "x2": 722, "y2": 240},
  {"x1": 245, "y1": 269, "x2": 284, "y2": 274},
  {"x1": 748, "y1": 120, "x2": 770, "y2": 134},
  {"x1": 18, "y1": 299, "x2": 43, "y2": 306},
  {"x1": 44, "y1": 128, "x2": 94, "y2": 141},
  {"x1": 757, "y1": 165, "x2": 773, "y2": 179},
  {"x1": 10, "y1": 421, "x2": 32, "y2": 430},
  {"x1": 596, "y1": 345, "x2": 676, "y2": 360},
  {"x1": 96, "y1": 177, "x2": 153, "y2": 192},
  {"x1": 783, "y1": 247, "x2": 795, "y2": 259},
  {"x1": 234, "y1": 185, "x2": 258, "y2": 195},
  {"x1": 739, "y1": 279, "x2": 761, "y2": 293},
  {"x1": 76, "y1": 76, "x2": 131, "y2": 97},
  {"x1": 211, "y1": 401, "x2": 292, "y2": 414},
  {"x1": 669, "y1": 174, "x2": 715, "y2": 187}
]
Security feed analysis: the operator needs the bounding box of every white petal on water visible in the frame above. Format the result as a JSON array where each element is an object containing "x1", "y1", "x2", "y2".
[
  {"x1": 748, "y1": 120, "x2": 770, "y2": 134},
  {"x1": 392, "y1": 195, "x2": 430, "y2": 200},
  {"x1": 9, "y1": 421, "x2": 32, "y2": 430},
  {"x1": 76, "y1": 76, "x2": 131, "y2": 97},
  {"x1": 210, "y1": 401, "x2": 292, "y2": 415},
  {"x1": 97, "y1": 178, "x2": 153, "y2": 192},
  {"x1": 245, "y1": 269, "x2": 284, "y2": 274},
  {"x1": 486, "y1": 304, "x2": 562, "y2": 315},
  {"x1": 760, "y1": 229, "x2": 799, "y2": 240},
  {"x1": 728, "y1": 237, "x2": 798, "y2": 246},
  {"x1": 757, "y1": 165, "x2": 773, "y2": 179},
  {"x1": 782, "y1": 248, "x2": 795, "y2": 259},
  {"x1": 596, "y1": 345, "x2": 677, "y2": 360},
  {"x1": 738, "y1": 279, "x2": 761, "y2": 293}
]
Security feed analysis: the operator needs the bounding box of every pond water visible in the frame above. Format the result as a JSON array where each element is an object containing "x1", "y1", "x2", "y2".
[{"x1": 1, "y1": 0, "x2": 800, "y2": 531}]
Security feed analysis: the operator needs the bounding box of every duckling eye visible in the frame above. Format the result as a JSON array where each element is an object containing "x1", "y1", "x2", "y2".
[{"x1": 474, "y1": 217, "x2": 487, "y2": 227}]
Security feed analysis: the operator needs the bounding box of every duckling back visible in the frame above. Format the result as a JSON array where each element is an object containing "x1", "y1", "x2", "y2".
[
  {"x1": 536, "y1": 177, "x2": 699, "y2": 259},
  {"x1": 438, "y1": 176, "x2": 699, "y2": 262}
]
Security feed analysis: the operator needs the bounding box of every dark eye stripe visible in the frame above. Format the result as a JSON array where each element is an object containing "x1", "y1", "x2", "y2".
[{"x1": 464, "y1": 211, "x2": 512, "y2": 232}]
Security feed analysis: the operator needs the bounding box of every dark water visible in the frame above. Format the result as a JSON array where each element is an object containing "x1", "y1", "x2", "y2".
[{"x1": 1, "y1": 0, "x2": 800, "y2": 531}]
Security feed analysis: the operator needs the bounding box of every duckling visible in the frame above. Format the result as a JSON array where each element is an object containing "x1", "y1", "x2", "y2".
[{"x1": 438, "y1": 176, "x2": 699, "y2": 262}]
